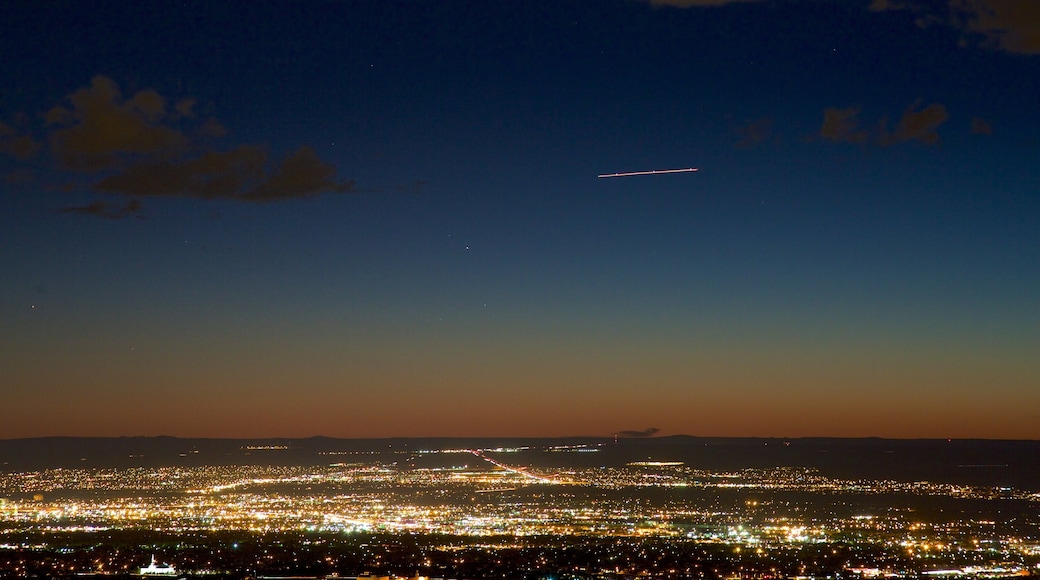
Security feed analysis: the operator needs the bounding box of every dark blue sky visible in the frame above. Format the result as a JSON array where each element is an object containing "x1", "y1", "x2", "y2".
[{"x1": 1, "y1": 0, "x2": 1037, "y2": 439}]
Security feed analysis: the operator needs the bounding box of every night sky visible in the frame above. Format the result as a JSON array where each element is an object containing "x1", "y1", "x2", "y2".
[{"x1": 2, "y1": 1, "x2": 1038, "y2": 439}]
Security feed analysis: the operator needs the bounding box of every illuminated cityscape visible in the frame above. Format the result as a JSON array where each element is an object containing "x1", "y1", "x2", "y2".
[{"x1": 1, "y1": 440, "x2": 1038, "y2": 578}]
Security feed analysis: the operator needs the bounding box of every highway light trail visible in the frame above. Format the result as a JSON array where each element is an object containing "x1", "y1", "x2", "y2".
[{"x1": 468, "y1": 449, "x2": 559, "y2": 484}]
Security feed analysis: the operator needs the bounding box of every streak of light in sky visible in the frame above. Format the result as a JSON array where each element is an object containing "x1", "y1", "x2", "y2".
[{"x1": 598, "y1": 168, "x2": 699, "y2": 178}]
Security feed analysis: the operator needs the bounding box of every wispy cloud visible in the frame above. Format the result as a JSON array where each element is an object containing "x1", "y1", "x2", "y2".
[
  {"x1": 870, "y1": 0, "x2": 1040, "y2": 55},
  {"x1": 59, "y1": 199, "x2": 144, "y2": 220}
]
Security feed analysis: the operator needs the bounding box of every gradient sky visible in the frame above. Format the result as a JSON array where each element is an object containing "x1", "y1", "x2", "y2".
[{"x1": 1, "y1": 0, "x2": 1038, "y2": 439}]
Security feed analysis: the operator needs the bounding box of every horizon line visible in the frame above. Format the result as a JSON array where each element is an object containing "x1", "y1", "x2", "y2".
[{"x1": 2, "y1": 434, "x2": 1038, "y2": 442}]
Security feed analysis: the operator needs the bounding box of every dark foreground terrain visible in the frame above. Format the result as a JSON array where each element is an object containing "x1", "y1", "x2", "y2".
[{"x1": 1, "y1": 529, "x2": 1037, "y2": 580}]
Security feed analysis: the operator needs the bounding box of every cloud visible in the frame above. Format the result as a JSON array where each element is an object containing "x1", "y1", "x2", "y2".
[
  {"x1": 59, "y1": 199, "x2": 143, "y2": 220},
  {"x1": 93, "y1": 145, "x2": 354, "y2": 202},
  {"x1": 8, "y1": 76, "x2": 362, "y2": 218},
  {"x1": 174, "y1": 98, "x2": 196, "y2": 119},
  {"x1": 243, "y1": 146, "x2": 356, "y2": 201},
  {"x1": 819, "y1": 107, "x2": 870, "y2": 144},
  {"x1": 94, "y1": 145, "x2": 267, "y2": 199},
  {"x1": 736, "y1": 117, "x2": 774, "y2": 148},
  {"x1": 0, "y1": 120, "x2": 42, "y2": 160},
  {"x1": 5, "y1": 168, "x2": 35, "y2": 184},
  {"x1": 958, "y1": 0, "x2": 1040, "y2": 54},
  {"x1": 885, "y1": 101, "x2": 949, "y2": 144},
  {"x1": 642, "y1": 0, "x2": 764, "y2": 6},
  {"x1": 47, "y1": 76, "x2": 188, "y2": 172},
  {"x1": 971, "y1": 117, "x2": 993, "y2": 135},
  {"x1": 195, "y1": 118, "x2": 227, "y2": 139},
  {"x1": 869, "y1": 0, "x2": 1040, "y2": 54},
  {"x1": 653, "y1": 0, "x2": 1040, "y2": 53},
  {"x1": 819, "y1": 102, "x2": 948, "y2": 146},
  {"x1": 616, "y1": 427, "x2": 661, "y2": 438}
]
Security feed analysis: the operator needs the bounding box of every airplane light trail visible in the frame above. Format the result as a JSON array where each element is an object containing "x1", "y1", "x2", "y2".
[{"x1": 598, "y1": 167, "x2": 699, "y2": 178}]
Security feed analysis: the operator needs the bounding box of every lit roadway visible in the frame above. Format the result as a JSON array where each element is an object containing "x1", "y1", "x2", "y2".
[{"x1": 466, "y1": 450, "x2": 562, "y2": 484}]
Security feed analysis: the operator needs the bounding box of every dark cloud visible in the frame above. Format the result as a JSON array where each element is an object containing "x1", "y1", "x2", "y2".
[
  {"x1": 961, "y1": 0, "x2": 1040, "y2": 54},
  {"x1": 819, "y1": 107, "x2": 870, "y2": 144},
  {"x1": 971, "y1": 117, "x2": 994, "y2": 135},
  {"x1": 5, "y1": 168, "x2": 35, "y2": 184},
  {"x1": 616, "y1": 427, "x2": 660, "y2": 438},
  {"x1": 642, "y1": 0, "x2": 764, "y2": 6},
  {"x1": 736, "y1": 117, "x2": 774, "y2": 148},
  {"x1": 9, "y1": 76, "x2": 362, "y2": 218},
  {"x1": 195, "y1": 118, "x2": 227, "y2": 139},
  {"x1": 127, "y1": 89, "x2": 167, "y2": 122},
  {"x1": 870, "y1": 0, "x2": 1040, "y2": 55},
  {"x1": 884, "y1": 101, "x2": 949, "y2": 145},
  {"x1": 47, "y1": 76, "x2": 188, "y2": 172},
  {"x1": 640, "y1": 0, "x2": 1038, "y2": 53},
  {"x1": 819, "y1": 102, "x2": 948, "y2": 146},
  {"x1": 243, "y1": 146, "x2": 356, "y2": 201},
  {"x1": 59, "y1": 198, "x2": 143, "y2": 220},
  {"x1": 94, "y1": 145, "x2": 267, "y2": 199},
  {"x1": 173, "y1": 98, "x2": 196, "y2": 119},
  {"x1": 94, "y1": 145, "x2": 354, "y2": 202},
  {"x1": 0, "y1": 120, "x2": 42, "y2": 160}
]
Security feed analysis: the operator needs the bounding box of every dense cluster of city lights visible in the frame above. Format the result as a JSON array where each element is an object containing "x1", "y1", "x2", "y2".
[{"x1": 2, "y1": 449, "x2": 1038, "y2": 577}]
